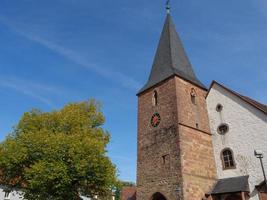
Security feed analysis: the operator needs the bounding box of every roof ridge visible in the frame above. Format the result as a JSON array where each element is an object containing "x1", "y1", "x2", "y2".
[
  {"x1": 207, "y1": 81, "x2": 267, "y2": 115},
  {"x1": 167, "y1": 14, "x2": 174, "y2": 74}
]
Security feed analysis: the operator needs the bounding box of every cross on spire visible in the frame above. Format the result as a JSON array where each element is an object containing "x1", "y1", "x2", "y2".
[{"x1": 166, "y1": 0, "x2": 171, "y2": 14}]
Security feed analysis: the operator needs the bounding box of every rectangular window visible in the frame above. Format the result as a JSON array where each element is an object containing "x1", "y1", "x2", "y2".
[{"x1": 162, "y1": 154, "x2": 170, "y2": 170}]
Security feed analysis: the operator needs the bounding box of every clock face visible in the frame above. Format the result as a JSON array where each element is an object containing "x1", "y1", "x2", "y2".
[{"x1": 151, "y1": 113, "x2": 161, "y2": 127}]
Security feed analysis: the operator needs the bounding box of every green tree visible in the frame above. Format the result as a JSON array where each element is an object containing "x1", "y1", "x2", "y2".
[{"x1": 0, "y1": 100, "x2": 117, "y2": 200}]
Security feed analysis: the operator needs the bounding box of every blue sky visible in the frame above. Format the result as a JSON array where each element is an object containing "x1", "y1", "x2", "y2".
[{"x1": 0, "y1": 0, "x2": 267, "y2": 182}]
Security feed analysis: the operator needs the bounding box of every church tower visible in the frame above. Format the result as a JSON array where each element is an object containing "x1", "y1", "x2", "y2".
[{"x1": 136, "y1": 12, "x2": 217, "y2": 200}]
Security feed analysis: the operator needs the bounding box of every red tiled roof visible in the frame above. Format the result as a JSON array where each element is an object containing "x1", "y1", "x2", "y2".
[
  {"x1": 207, "y1": 81, "x2": 267, "y2": 115},
  {"x1": 120, "y1": 186, "x2": 136, "y2": 200}
]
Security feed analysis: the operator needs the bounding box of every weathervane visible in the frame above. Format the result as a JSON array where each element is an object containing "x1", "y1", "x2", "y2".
[{"x1": 166, "y1": 0, "x2": 171, "y2": 14}]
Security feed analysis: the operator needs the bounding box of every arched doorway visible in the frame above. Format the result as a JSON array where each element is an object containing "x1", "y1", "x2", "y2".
[
  {"x1": 151, "y1": 192, "x2": 167, "y2": 200},
  {"x1": 225, "y1": 194, "x2": 242, "y2": 200}
]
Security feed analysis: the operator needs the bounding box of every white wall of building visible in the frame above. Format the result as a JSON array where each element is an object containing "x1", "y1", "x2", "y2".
[
  {"x1": 0, "y1": 187, "x2": 23, "y2": 200},
  {"x1": 0, "y1": 186, "x2": 92, "y2": 200},
  {"x1": 206, "y1": 83, "x2": 267, "y2": 200}
]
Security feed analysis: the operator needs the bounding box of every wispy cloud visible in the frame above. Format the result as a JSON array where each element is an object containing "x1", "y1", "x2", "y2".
[
  {"x1": 0, "y1": 77, "x2": 62, "y2": 106},
  {"x1": 0, "y1": 17, "x2": 142, "y2": 91}
]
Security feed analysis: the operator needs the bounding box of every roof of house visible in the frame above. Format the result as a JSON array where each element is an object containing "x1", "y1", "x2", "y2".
[
  {"x1": 137, "y1": 14, "x2": 206, "y2": 95},
  {"x1": 120, "y1": 186, "x2": 136, "y2": 200},
  {"x1": 210, "y1": 176, "x2": 250, "y2": 195},
  {"x1": 207, "y1": 81, "x2": 267, "y2": 115}
]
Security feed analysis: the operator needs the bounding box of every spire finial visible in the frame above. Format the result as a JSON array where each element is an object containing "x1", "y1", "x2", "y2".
[{"x1": 166, "y1": 0, "x2": 171, "y2": 14}]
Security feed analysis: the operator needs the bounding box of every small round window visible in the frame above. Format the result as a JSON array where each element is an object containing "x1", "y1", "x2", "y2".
[
  {"x1": 216, "y1": 104, "x2": 223, "y2": 112},
  {"x1": 217, "y1": 123, "x2": 229, "y2": 135}
]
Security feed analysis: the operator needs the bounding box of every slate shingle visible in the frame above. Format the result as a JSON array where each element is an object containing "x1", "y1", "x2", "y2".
[
  {"x1": 137, "y1": 14, "x2": 206, "y2": 95},
  {"x1": 210, "y1": 176, "x2": 250, "y2": 195}
]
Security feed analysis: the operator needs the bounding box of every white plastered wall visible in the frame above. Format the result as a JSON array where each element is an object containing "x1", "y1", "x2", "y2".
[
  {"x1": 0, "y1": 187, "x2": 23, "y2": 200},
  {"x1": 0, "y1": 186, "x2": 92, "y2": 200},
  {"x1": 206, "y1": 83, "x2": 267, "y2": 200}
]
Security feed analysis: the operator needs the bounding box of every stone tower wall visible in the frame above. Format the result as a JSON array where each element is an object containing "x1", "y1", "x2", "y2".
[
  {"x1": 137, "y1": 76, "x2": 217, "y2": 200},
  {"x1": 137, "y1": 78, "x2": 182, "y2": 200},
  {"x1": 174, "y1": 77, "x2": 217, "y2": 200}
]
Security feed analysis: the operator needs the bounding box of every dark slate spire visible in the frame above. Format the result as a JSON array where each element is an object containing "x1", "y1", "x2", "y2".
[{"x1": 137, "y1": 14, "x2": 206, "y2": 95}]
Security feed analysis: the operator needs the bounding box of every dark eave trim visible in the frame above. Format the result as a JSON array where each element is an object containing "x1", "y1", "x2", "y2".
[
  {"x1": 137, "y1": 74, "x2": 207, "y2": 96},
  {"x1": 206, "y1": 80, "x2": 267, "y2": 115}
]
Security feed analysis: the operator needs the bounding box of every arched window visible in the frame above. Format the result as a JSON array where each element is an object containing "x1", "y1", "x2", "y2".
[
  {"x1": 221, "y1": 148, "x2": 235, "y2": 169},
  {"x1": 190, "y1": 88, "x2": 200, "y2": 128},
  {"x1": 190, "y1": 88, "x2": 197, "y2": 105},
  {"x1": 152, "y1": 90, "x2": 158, "y2": 106}
]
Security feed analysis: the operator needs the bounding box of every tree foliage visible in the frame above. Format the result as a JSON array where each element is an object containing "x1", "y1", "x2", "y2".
[{"x1": 0, "y1": 100, "x2": 117, "y2": 200}]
